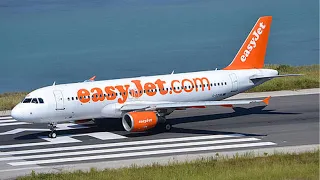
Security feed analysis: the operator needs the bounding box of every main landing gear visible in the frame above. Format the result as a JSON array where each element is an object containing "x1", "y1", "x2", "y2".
[
  {"x1": 48, "y1": 122, "x2": 57, "y2": 138},
  {"x1": 158, "y1": 116, "x2": 172, "y2": 132},
  {"x1": 164, "y1": 123, "x2": 172, "y2": 131}
]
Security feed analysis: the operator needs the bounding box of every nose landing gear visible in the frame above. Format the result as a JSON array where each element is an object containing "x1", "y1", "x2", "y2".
[{"x1": 48, "y1": 122, "x2": 57, "y2": 138}]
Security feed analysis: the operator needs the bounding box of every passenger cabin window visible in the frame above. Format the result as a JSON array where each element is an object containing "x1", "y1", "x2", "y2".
[
  {"x1": 31, "y1": 98, "x2": 38, "y2": 104},
  {"x1": 38, "y1": 98, "x2": 44, "y2": 103},
  {"x1": 23, "y1": 98, "x2": 32, "y2": 103}
]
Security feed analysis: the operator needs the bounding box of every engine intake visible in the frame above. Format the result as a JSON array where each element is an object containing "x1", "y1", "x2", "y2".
[{"x1": 122, "y1": 111, "x2": 160, "y2": 132}]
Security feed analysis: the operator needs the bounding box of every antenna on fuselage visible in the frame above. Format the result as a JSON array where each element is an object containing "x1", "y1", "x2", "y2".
[
  {"x1": 171, "y1": 70, "x2": 174, "y2": 74},
  {"x1": 52, "y1": 81, "x2": 56, "y2": 86}
]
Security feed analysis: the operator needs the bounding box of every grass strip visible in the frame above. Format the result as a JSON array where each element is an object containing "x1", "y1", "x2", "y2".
[
  {"x1": 0, "y1": 64, "x2": 319, "y2": 111},
  {"x1": 18, "y1": 150, "x2": 319, "y2": 180},
  {"x1": 0, "y1": 92, "x2": 27, "y2": 111}
]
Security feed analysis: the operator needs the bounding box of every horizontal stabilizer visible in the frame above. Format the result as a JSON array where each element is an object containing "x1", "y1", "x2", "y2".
[{"x1": 250, "y1": 74, "x2": 302, "y2": 80}]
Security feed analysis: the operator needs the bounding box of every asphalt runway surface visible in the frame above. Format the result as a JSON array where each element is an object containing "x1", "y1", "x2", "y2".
[{"x1": 0, "y1": 94, "x2": 319, "y2": 179}]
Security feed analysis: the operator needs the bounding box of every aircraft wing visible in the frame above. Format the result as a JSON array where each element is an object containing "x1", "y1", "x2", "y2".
[{"x1": 120, "y1": 97, "x2": 270, "y2": 111}]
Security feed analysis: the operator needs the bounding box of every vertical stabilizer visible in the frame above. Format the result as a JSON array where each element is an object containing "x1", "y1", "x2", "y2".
[{"x1": 224, "y1": 16, "x2": 272, "y2": 70}]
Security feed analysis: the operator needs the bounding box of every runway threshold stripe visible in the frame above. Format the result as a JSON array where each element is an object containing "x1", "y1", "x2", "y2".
[
  {"x1": 0, "y1": 137, "x2": 81, "y2": 149},
  {"x1": 9, "y1": 142, "x2": 276, "y2": 166},
  {"x1": 0, "y1": 116, "x2": 12, "y2": 120},
  {"x1": 0, "y1": 122, "x2": 29, "y2": 127},
  {"x1": 0, "y1": 120, "x2": 17, "y2": 123},
  {"x1": 0, "y1": 134, "x2": 244, "y2": 155},
  {"x1": 0, "y1": 138, "x2": 260, "y2": 161}
]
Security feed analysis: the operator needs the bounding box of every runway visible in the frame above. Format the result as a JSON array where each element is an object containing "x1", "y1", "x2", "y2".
[{"x1": 0, "y1": 93, "x2": 318, "y2": 179}]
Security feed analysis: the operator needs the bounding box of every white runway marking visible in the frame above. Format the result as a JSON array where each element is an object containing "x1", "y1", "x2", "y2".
[
  {"x1": 0, "y1": 116, "x2": 12, "y2": 120},
  {"x1": 0, "y1": 129, "x2": 52, "y2": 136},
  {"x1": 8, "y1": 142, "x2": 276, "y2": 166},
  {"x1": 0, "y1": 120, "x2": 17, "y2": 123},
  {"x1": 0, "y1": 132, "x2": 276, "y2": 167},
  {"x1": 0, "y1": 138, "x2": 259, "y2": 161},
  {"x1": 0, "y1": 123, "x2": 88, "y2": 136},
  {"x1": 0, "y1": 137, "x2": 81, "y2": 149},
  {"x1": 71, "y1": 132, "x2": 127, "y2": 140},
  {"x1": 0, "y1": 122, "x2": 30, "y2": 127},
  {"x1": 0, "y1": 132, "x2": 127, "y2": 149},
  {"x1": 0, "y1": 134, "x2": 244, "y2": 156}
]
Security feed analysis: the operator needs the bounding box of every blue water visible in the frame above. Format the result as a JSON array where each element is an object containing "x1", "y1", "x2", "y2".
[{"x1": 0, "y1": 0, "x2": 318, "y2": 93}]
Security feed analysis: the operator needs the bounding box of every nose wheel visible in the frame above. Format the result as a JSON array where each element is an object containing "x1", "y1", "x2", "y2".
[
  {"x1": 49, "y1": 132, "x2": 57, "y2": 138},
  {"x1": 48, "y1": 123, "x2": 57, "y2": 138}
]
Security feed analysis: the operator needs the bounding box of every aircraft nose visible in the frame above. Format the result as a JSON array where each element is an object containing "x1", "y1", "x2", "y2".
[{"x1": 11, "y1": 105, "x2": 23, "y2": 120}]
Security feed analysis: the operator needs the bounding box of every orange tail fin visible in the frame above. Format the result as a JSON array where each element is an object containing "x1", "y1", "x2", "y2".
[{"x1": 224, "y1": 16, "x2": 272, "y2": 70}]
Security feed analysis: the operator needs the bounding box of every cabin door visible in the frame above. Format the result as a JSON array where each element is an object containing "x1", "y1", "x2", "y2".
[
  {"x1": 53, "y1": 90, "x2": 65, "y2": 110},
  {"x1": 229, "y1": 73, "x2": 238, "y2": 92}
]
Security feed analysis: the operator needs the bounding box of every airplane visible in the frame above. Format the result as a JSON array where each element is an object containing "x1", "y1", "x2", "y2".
[{"x1": 11, "y1": 16, "x2": 299, "y2": 138}]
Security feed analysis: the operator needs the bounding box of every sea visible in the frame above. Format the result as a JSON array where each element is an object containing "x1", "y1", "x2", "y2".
[{"x1": 0, "y1": 0, "x2": 318, "y2": 93}]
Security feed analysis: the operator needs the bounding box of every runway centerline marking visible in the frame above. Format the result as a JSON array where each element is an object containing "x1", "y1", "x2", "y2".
[
  {"x1": 0, "y1": 138, "x2": 259, "y2": 161},
  {"x1": 8, "y1": 142, "x2": 276, "y2": 166},
  {"x1": 0, "y1": 134, "x2": 244, "y2": 155}
]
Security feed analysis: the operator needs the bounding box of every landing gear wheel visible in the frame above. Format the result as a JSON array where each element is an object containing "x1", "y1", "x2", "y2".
[
  {"x1": 165, "y1": 123, "x2": 171, "y2": 131},
  {"x1": 51, "y1": 132, "x2": 57, "y2": 138},
  {"x1": 48, "y1": 122, "x2": 57, "y2": 138},
  {"x1": 48, "y1": 132, "x2": 57, "y2": 138}
]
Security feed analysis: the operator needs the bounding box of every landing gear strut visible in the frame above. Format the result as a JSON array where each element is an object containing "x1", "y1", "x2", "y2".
[{"x1": 48, "y1": 122, "x2": 57, "y2": 138}]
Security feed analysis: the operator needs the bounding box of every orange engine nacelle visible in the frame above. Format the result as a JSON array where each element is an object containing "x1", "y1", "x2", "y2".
[{"x1": 122, "y1": 111, "x2": 159, "y2": 132}]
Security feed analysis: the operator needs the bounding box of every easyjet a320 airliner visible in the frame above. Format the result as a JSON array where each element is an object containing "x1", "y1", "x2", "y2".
[{"x1": 11, "y1": 16, "x2": 299, "y2": 138}]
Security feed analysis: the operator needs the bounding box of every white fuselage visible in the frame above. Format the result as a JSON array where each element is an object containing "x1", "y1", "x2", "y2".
[{"x1": 11, "y1": 69, "x2": 277, "y2": 123}]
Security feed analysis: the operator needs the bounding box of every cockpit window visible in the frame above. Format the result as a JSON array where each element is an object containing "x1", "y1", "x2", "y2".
[
  {"x1": 22, "y1": 98, "x2": 32, "y2": 103},
  {"x1": 31, "y1": 98, "x2": 38, "y2": 104},
  {"x1": 38, "y1": 98, "x2": 44, "y2": 104}
]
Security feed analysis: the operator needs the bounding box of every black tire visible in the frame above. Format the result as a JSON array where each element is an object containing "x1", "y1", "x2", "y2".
[
  {"x1": 165, "y1": 123, "x2": 171, "y2": 131},
  {"x1": 51, "y1": 132, "x2": 57, "y2": 138},
  {"x1": 49, "y1": 132, "x2": 57, "y2": 138}
]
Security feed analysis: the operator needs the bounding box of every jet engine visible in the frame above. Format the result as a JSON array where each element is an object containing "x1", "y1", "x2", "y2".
[{"x1": 122, "y1": 111, "x2": 165, "y2": 132}]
